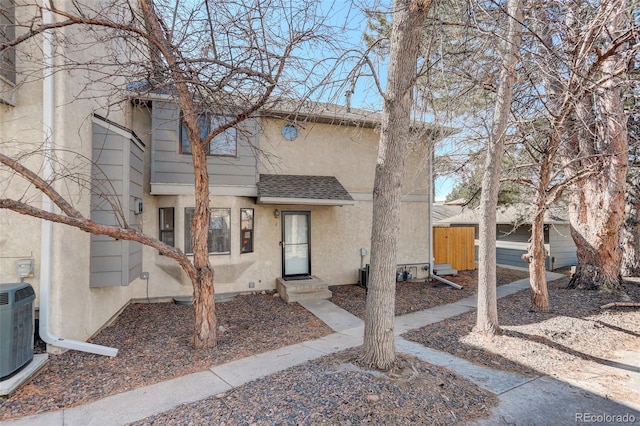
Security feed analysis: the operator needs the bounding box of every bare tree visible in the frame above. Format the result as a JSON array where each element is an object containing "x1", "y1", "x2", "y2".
[
  {"x1": 622, "y1": 109, "x2": 640, "y2": 276},
  {"x1": 473, "y1": 0, "x2": 523, "y2": 335},
  {"x1": 622, "y1": 169, "x2": 640, "y2": 276},
  {"x1": 1, "y1": 0, "x2": 340, "y2": 349},
  {"x1": 563, "y1": 0, "x2": 630, "y2": 292},
  {"x1": 361, "y1": 0, "x2": 432, "y2": 370},
  {"x1": 527, "y1": 0, "x2": 636, "y2": 292}
]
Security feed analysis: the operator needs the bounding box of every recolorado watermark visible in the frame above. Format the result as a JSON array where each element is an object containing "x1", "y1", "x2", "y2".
[{"x1": 576, "y1": 412, "x2": 636, "y2": 423}]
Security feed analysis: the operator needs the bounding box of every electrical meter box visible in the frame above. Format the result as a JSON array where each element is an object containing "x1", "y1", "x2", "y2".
[{"x1": 16, "y1": 259, "x2": 34, "y2": 279}]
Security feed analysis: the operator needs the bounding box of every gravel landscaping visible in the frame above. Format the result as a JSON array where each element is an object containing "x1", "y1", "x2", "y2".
[
  {"x1": 1, "y1": 293, "x2": 332, "y2": 420},
  {"x1": 2, "y1": 267, "x2": 638, "y2": 425},
  {"x1": 129, "y1": 349, "x2": 497, "y2": 426},
  {"x1": 405, "y1": 276, "x2": 640, "y2": 406}
]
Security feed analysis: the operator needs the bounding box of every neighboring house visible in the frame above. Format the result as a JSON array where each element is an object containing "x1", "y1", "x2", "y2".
[
  {"x1": 432, "y1": 202, "x2": 463, "y2": 223},
  {"x1": 435, "y1": 204, "x2": 578, "y2": 270},
  {"x1": 0, "y1": 3, "x2": 448, "y2": 348}
]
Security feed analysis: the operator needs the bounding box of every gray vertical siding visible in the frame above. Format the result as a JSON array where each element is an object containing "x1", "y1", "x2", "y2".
[
  {"x1": 90, "y1": 116, "x2": 145, "y2": 287},
  {"x1": 150, "y1": 101, "x2": 259, "y2": 188}
]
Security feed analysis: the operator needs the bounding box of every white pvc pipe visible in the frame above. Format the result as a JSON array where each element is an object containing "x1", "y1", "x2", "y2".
[
  {"x1": 431, "y1": 273, "x2": 463, "y2": 290},
  {"x1": 39, "y1": 1, "x2": 117, "y2": 357},
  {"x1": 428, "y1": 142, "x2": 433, "y2": 277}
]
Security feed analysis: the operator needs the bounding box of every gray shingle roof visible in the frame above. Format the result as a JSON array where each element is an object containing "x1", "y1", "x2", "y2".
[
  {"x1": 432, "y1": 204, "x2": 464, "y2": 222},
  {"x1": 257, "y1": 174, "x2": 355, "y2": 205},
  {"x1": 434, "y1": 203, "x2": 569, "y2": 226}
]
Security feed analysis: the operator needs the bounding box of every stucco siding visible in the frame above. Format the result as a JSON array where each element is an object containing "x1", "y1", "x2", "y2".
[
  {"x1": 136, "y1": 197, "x2": 429, "y2": 296},
  {"x1": 135, "y1": 117, "x2": 432, "y2": 296},
  {"x1": 1, "y1": 1, "x2": 155, "y2": 346}
]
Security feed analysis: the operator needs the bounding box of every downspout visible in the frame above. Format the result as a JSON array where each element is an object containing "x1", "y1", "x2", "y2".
[
  {"x1": 428, "y1": 142, "x2": 433, "y2": 275},
  {"x1": 39, "y1": 1, "x2": 118, "y2": 357},
  {"x1": 428, "y1": 140, "x2": 462, "y2": 290}
]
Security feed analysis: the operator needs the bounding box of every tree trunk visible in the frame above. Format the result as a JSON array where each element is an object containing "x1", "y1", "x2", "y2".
[
  {"x1": 524, "y1": 210, "x2": 549, "y2": 312},
  {"x1": 621, "y1": 170, "x2": 640, "y2": 277},
  {"x1": 190, "y1": 138, "x2": 216, "y2": 349},
  {"x1": 361, "y1": 0, "x2": 431, "y2": 370},
  {"x1": 563, "y1": 2, "x2": 629, "y2": 292},
  {"x1": 474, "y1": 0, "x2": 523, "y2": 336},
  {"x1": 566, "y1": 174, "x2": 626, "y2": 292},
  {"x1": 523, "y1": 135, "x2": 557, "y2": 312},
  {"x1": 138, "y1": 0, "x2": 216, "y2": 348}
]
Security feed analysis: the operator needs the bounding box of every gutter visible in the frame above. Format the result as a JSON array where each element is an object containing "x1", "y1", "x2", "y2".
[{"x1": 39, "y1": 1, "x2": 117, "y2": 357}]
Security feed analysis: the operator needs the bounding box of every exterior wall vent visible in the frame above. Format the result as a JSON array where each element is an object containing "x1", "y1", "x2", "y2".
[{"x1": 0, "y1": 283, "x2": 36, "y2": 380}]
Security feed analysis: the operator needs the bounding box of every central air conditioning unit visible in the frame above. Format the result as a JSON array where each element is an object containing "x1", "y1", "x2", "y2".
[{"x1": 0, "y1": 283, "x2": 36, "y2": 380}]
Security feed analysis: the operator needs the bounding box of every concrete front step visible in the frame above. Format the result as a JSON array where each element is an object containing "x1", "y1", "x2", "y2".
[
  {"x1": 434, "y1": 269, "x2": 458, "y2": 276},
  {"x1": 276, "y1": 276, "x2": 332, "y2": 303},
  {"x1": 433, "y1": 263, "x2": 458, "y2": 276}
]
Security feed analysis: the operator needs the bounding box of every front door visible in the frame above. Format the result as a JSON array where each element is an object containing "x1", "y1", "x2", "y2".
[{"x1": 282, "y1": 211, "x2": 311, "y2": 277}]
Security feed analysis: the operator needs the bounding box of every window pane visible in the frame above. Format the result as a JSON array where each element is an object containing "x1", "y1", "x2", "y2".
[
  {"x1": 241, "y1": 208, "x2": 254, "y2": 253},
  {"x1": 185, "y1": 208, "x2": 231, "y2": 254},
  {"x1": 211, "y1": 208, "x2": 231, "y2": 253},
  {"x1": 159, "y1": 208, "x2": 175, "y2": 247},
  {"x1": 209, "y1": 115, "x2": 237, "y2": 156},
  {"x1": 180, "y1": 123, "x2": 189, "y2": 154},
  {"x1": 160, "y1": 208, "x2": 174, "y2": 230},
  {"x1": 180, "y1": 115, "x2": 209, "y2": 154},
  {"x1": 184, "y1": 208, "x2": 194, "y2": 254}
]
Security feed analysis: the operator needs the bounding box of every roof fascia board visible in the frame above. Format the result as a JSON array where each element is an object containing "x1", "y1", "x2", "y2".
[
  {"x1": 257, "y1": 197, "x2": 356, "y2": 206},
  {"x1": 92, "y1": 114, "x2": 145, "y2": 151}
]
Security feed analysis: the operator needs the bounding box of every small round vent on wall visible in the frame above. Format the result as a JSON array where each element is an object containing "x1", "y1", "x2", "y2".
[{"x1": 281, "y1": 124, "x2": 298, "y2": 140}]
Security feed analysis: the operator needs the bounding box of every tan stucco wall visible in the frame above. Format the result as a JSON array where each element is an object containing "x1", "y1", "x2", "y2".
[
  {"x1": 2, "y1": 13, "x2": 435, "y2": 348},
  {"x1": 131, "y1": 116, "x2": 433, "y2": 298},
  {"x1": 0, "y1": 77, "x2": 44, "y2": 292},
  {"x1": 0, "y1": 3, "x2": 47, "y2": 291},
  {"x1": 258, "y1": 119, "x2": 432, "y2": 196},
  {"x1": 1, "y1": 3, "x2": 151, "y2": 344},
  {"x1": 137, "y1": 196, "x2": 430, "y2": 296}
]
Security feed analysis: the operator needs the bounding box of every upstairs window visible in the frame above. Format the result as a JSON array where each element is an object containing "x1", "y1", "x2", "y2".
[
  {"x1": 184, "y1": 207, "x2": 231, "y2": 255},
  {"x1": 0, "y1": 0, "x2": 16, "y2": 85},
  {"x1": 180, "y1": 114, "x2": 237, "y2": 156}
]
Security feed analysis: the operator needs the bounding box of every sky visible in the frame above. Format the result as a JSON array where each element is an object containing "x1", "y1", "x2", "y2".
[{"x1": 315, "y1": 0, "x2": 456, "y2": 201}]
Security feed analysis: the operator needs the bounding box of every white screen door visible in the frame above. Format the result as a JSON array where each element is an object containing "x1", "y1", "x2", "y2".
[{"x1": 282, "y1": 212, "x2": 310, "y2": 276}]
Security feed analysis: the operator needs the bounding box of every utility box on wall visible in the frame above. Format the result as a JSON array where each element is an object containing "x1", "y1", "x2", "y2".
[
  {"x1": 16, "y1": 259, "x2": 34, "y2": 279},
  {"x1": 0, "y1": 283, "x2": 36, "y2": 380}
]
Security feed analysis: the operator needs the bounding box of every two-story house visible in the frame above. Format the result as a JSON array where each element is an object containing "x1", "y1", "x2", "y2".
[{"x1": 1, "y1": 1, "x2": 445, "y2": 354}]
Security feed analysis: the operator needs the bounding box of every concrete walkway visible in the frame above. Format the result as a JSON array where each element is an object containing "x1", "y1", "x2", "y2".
[{"x1": 4, "y1": 272, "x2": 639, "y2": 426}]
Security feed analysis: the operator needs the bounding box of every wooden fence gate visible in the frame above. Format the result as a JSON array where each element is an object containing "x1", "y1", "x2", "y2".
[{"x1": 433, "y1": 227, "x2": 475, "y2": 271}]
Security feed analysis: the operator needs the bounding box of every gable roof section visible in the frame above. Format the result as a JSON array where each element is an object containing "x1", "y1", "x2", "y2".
[
  {"x1": 127, "y1": 83, "x2": 456, "y2": 140},
  {"x1": 435, "y1": 204, "x2": 569, "y2": 226},
  {"x1": 257, "y1": 174, "x2": 355, "y2": 206},
  {"x1": 432, "y1": 203, "x2": 464, "y2": 222},
  {"x1": 263, "y1": 99, "x2": 457, "y2": 140}
]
